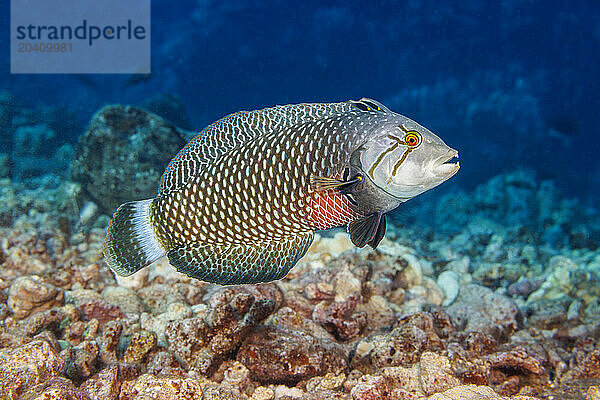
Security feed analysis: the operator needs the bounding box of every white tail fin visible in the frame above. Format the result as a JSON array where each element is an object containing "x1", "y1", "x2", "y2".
[{"x1": 103, "y1": 199, "x2": 166, "y2": 276}]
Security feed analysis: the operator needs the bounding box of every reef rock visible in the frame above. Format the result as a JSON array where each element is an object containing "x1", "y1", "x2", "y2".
[
  {"x1": 119, "y1": 373, "x2": 205, "y2": 399},
  {"x1": 237, "y1": 325, "x2": 348, "y2": 385},
  {"x1": 67, "y1": 289, "x2": 125, "y2": 326},
  {"x1": 78, "y1": 365, "x2": 121, "y2": 400},
  {"x1": 350, "y1": 352, "x2": 461, "y2": 399},
  {"x1": 446, "y1": 284, "x2": 519, "y2": 340},
  {"x1": 165, "y1": 287, "x2": 276, "y2": 374},
  {"x1": 0, "y1": 338, "x2": 64, "y2": 398},
  {"x1": 426, "y1": 384, "x2": 538, "y2": 399},
  {"x1": 19, "y1": 377, "x2": 88, "y2": 400},
  {"x1": 351, "y1": 312, "x2": 447, "y2": 371},
  {"x1": 7, "y1": 275, "x2": 64, "y2": 320},
  {"x1": 70, "y1": 105, "x2": 188, "y2": 212}
]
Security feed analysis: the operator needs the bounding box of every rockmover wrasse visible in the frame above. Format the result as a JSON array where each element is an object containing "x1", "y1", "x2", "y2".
[{"x1": 104, "y1": 98, "x2": 460, "y2": 285}]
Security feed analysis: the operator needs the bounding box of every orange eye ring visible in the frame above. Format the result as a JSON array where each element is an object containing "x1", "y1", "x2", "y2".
[{"x1": 404, "y1": 131, "x2": 421, "y2": 147}]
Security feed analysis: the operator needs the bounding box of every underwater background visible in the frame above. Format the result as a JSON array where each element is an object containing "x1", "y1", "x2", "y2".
[{"x1": 0, "y1": 1, "x2": 599, "y2": 399}]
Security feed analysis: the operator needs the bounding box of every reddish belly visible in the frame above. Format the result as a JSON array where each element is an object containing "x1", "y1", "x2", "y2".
[{"x1": 307, "y1": 191, "x2": 361, "y2": 230}]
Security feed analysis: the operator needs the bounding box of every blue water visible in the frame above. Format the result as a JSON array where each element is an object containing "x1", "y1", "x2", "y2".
[{"x1": 0, "y1": 0, "x2": 598, "y2": 202}]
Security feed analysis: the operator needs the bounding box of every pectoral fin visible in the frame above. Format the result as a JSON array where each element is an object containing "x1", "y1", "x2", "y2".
[
  {"x1": 347, "y1": 212, "x2": 385, "y2": 249},
  {"x1": 370, "y1": 214, "x2": 386, "y2": 249},
  {"x1": 310, "y1": 173, "x2": 363, "y2": 192}
]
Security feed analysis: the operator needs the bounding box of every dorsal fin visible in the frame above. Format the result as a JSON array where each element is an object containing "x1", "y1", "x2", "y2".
[
  {"x1": 349, "y1": 98, "x2": 391, "y2": 113},
  {"x1": 157, "y1": 101, "x2": 356, "y2": 196}
]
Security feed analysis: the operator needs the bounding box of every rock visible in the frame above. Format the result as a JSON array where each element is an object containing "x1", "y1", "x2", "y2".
[
  {"x1": 445, "y1": 341, "x2": 491, "y2": 386},
  {"x1": 426, "y1": 384, "x2": 529, "y2": 399},
  {"x1": 349, "y1": 351, "x2": 462, "y2": 399},
  {"x1": 140, "y1": 302, "x2": 194, "y2": 346},
  {"x1": 562, "y1": 349, "x2": 600, "y2": 380},
  {"x1": 137, "y1": 283, "x2": 188, "y2": 314},
  {"x1": 437, "y1": 271, "x2": 460, "y2": 306},
  {"x1": 122, "y1": 330, "x2": 156, "y2": 364},
  {"x1": 507, "y1": 278, "x2": 543, "y2": 298},
  {"x1": 146, "y1": 351, "x2": 185, "y2": 376},
  {"x1": 356, "y1": 295, "x2": 395, "y2": 331},
  {"x1": 7, "y1": 276, "x2": 64, "y2": 320},
  {"x1": 446, "y1": 284, "x2": 519, "y2": 340},
  {"x1": 74, "y1": 201, "x2": 99, "y2": 233},
  {"x1": 420, "y1": 352, "x2": 461, "y2": 395},
  {"x1": 352, "y1": 312, "x2": 446, "y2": 370},
  {"x1": 61, "y1": 339, "x2": 100, "y2": 381},
  {"x1": 333, "y1": 267, "x2": 362, "y2": 302},
  {"x1": 67, "y1": 289, "x2": 125, "y2": 326},
  {"x1": 0, "y1": 338, "x2": 64, "y2": 398},
  {"x1": 587, "y1": 386, "x2": 600, "y2": 400},
  {"x1": 20, "y1": 376, "x2": 89, "y2": 400},
  {"x1": 250, "y1": 386, "x2": 275, "y2": 400},
  {"x1": 400, "y1": 254, "x2": 423, "y2": 287},
  {"x1": 79, "y1": 365, "x2": 121, "y2": 400},
  {"x1": 237, "y1": 325, "x2": 348, "y2": 385},
  {"x1": 119, "y1": 374, "x2": 204, "y2": 399},
  {"x1": 267, "y1": 306, "x2": 337, "y2": 344},
  {"x1": 101, "y1": 286, "x2": 145, "y2": 315},
  {"x1": 486, "y1": 346, "x2": 543, "y2": 377},
  {"x1": 202, "y1": 383, "x2": 247, "y2": 400},
  {"x1": 69, "y1": 105, "x2": 188, "y2": 212},
  {"x1": 273, "y1": 385, "x2": 307, "y2": 399},
  {"x1": 313, "y1": 295, "x2": 367, "y2": 341},
  {"x1": 97, "y1": 320, "x2": 123, "y2": 365},
  {"x1": 19, "y1": 304, "x2": 81, "y2": 337},
  {"x1": 222, "y1": 361, "x2": 251, "y2": 391},
  {"x1": 525, "y1": 298, "x2": 570, "y2": 330},
  {"x1": 306, "y1": 372, "x2": 346, "y2": 392},
  {"x1": 165, "y1": 287, "x2": 275, "y2": 374},
  {"x1": 350, "y1": 373, "x2": 388, "y2": 400}
]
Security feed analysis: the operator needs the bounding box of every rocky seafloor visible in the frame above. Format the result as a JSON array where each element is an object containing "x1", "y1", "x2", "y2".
[{"x1": 0, "y1": 105, "x2": 599, "y2": 399}]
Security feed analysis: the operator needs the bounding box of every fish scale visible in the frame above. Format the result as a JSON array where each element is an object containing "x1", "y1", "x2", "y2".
[
  {"x1": 159, "y1": 102, "x2": 354, "y2": 195},
  {"x1": 151, "y1": 114, "x2": 360, "y2": 249},
  {"x1": 104, "y1": 98, "x2": 460, "y2": 285}
]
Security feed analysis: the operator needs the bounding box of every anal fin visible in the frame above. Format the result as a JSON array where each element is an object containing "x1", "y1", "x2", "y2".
[
  {"x1": 167, "y1": 232, "x2": 314, "y2": 285},
  {"x1": 348, "y1": 212, "x2": 386, "y2": 249}
]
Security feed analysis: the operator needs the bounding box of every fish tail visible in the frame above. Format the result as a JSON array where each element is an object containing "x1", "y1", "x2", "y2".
[{"x1": 103, "y1": 199, "x2": 166, "y2": 276}]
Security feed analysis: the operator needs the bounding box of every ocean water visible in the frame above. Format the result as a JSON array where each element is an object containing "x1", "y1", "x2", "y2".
[{"x1": 0, "y1": 1, "x2": 599, "y2": 398}]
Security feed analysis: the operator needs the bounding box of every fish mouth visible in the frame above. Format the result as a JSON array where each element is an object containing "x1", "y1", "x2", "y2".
[{"x1": 432, "y1": 149, "x2": 460, "y2": 178}]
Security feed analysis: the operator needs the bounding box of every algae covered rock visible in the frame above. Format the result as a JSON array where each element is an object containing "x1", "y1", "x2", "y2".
[
  {"x1": 0, "y1": 338, "x2": 65, "y2": 398},
  {"x1": 7, "y1": 275, "x2": 64, "y2": 320},
  {"x1": 446, "y1": 283, "x2": 519, "y2": 340},
  {"x1": 119, "y1": 373, "x2": 205, "y2": 399},
  {"x1": 237, "y1": 325, "x2": 348, "y2": 385},
  {"x1": 165, "y1": 287, "x2": 276, "y2": 374},
  {"x1": 70, "y1": 105, "x2": 189, "y2": 212},
  {"x1": 351, "y1": 312, "x2": 447, "y2": 371}
]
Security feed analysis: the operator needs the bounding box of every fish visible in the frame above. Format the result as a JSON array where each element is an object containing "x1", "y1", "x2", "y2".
[{"x1": 103, "y1": 98, "x2": 460, "y2": 285}]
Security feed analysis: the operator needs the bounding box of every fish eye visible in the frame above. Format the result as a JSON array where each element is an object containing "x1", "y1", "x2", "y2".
[{"x1": 404, "y1": 131, "x2": 421, "y2": 148}]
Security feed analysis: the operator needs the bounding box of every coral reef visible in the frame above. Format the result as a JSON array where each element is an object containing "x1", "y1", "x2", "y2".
[{"x1": 69, "y1": 105, "x2": 190, "y2": 212}]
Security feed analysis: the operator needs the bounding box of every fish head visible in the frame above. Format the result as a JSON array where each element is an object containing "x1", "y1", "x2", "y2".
[{"x1": 356, "y1": 116, "x2": 460, "y2": 201}]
